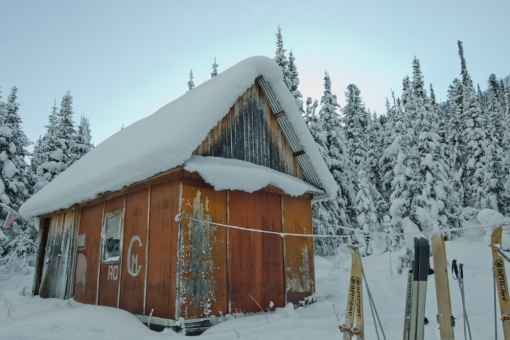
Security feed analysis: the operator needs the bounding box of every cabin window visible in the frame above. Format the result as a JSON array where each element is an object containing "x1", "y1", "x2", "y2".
[{"x1": 101, "y1": 209, "x2": 123, "y2": 262}]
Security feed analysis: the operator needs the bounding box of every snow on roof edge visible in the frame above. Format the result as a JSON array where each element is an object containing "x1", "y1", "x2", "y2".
[
  {"x1": 20, "y1": 56, "x2": 335, "y2": 220},
  {"x1": 184, "y1": 156, "x2": 324, "y2": 196}
]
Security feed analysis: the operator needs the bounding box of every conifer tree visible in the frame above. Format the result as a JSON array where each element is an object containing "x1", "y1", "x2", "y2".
[
  {"x1": 457, "y1": 41, "x2": 488, "y2": 207},
  {"x1": 0, "y1": 87, "x2": 36, "y2": 271},
  {"x1": 33, "y1": 99, "x2": 67, "y2": 192},
  {"x1": 342, "y1": 84, "x2": 367, "y2": 168},
  {"x1": 211, "y1": 57, "x2": 218, "y2": 78},
  {"x1": 274, "y1": 25, "x2": 291, "y2": 91},
  {"x1": 288, "y1": 50, "x2": 304, "y2": 113},
  {"x1": 71, "y1": 115, "x2": 93, "y2": 163},
  {"x1": 187, "y1": 70, "x2": 195, "y2": 90},
  {"x1": 55, "y1": 91, "x2": 76, "y2": 167},
  {"x1": 480, "y1": 74, "x2": 506, "y2": 211}
]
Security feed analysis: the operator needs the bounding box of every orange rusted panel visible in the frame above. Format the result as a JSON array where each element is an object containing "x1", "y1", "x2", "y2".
[
  {"x1": 74, "y1": 203, "x2": 104, "y2": 305},
  {"x1": 98, "y1": 196, "x2": 125, "y2": 308},
  {"x1": 119, "y1": 188, "x2": 149, "y2": 314},
  {"x1": 179, "y1": 183, "x2": 227, "y2": 319},
  {"x1": 229, "y1": 190, "x2": 285, "y2": 313},
  {"x1": 282, "y1": 195, "x2": 315, "y2": 305},
  {"x1": 193, "y1": 82, "x2": 304, "y2": 179},
  {"x1": 146, "y1": 179, "x2": 180, "y2": 319}
]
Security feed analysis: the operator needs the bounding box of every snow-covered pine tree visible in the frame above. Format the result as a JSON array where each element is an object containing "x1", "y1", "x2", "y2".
[
  {"x1": 408, "y1": 58, "x2": 460, "y2": 235},
  {"x1": 29, "y1": 136, "x2": 43, "y2": 194},
  {"x1": 0, "y1": 87, "x2": 36, "y2": 276},
  {"x1": 342, "y1": 84, "x2": 368, "y2": 169},
  {"x1": 304, "y1": 97, "x2": 318, "y2": 124},
  {"x1": 355, "y1": 169, "x2": 382, "y2": 255},
  {"x1": 502, "y1": 79, "x2": 510, "y2": 214},
  {"x1": 318, "y1": 72, "x2": 358, "y2": 244},
  {"x1": 55, "y1": 91, "x2": 76, "y2": 167},
  {"x1": 306, "y1": 91, "x2": 340, "y2": 255},
  {"x1": 274, "y1": 25, "x2": 291, "y2": 91},
  {"x1": 33, "y1": 99, "x2": 66, "y2": 193},
  {"x1": 479, "y1": 74, "x2": 506, "y2": 211},
  {"x1": 71, "y1": 115, "x2": 93, "y2": 164},
  {"x1": 288, "y1": 50, "x2": 304, "y2": 114},
  {"x1": 211, "y1": 57, "x2": 218, "y2": 78},
  {"x1": 378, "y1": 96, "x2": 397, "y2": 202},
  {"x1": 187, "y1": 70, "x2": 195, "y2": 90},
  {"x1": 457, "y1": 41, "x2": 488, "y2": 208},
  {"x1": 387, "y1": 76, "x2": 417, "y2": 249}
]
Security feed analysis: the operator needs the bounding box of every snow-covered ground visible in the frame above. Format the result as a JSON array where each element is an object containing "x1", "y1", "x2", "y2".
[{"x1": 0, "y1": 234, "x2": 505, "y2": 339}]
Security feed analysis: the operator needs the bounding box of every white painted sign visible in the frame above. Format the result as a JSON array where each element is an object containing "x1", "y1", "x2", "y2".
[
  {"x1": 107, "y1": 265, "x2": 119, "y2": 280},
  {"x1": 127, "y1": 235, "x2": 142, "y2": 277}
]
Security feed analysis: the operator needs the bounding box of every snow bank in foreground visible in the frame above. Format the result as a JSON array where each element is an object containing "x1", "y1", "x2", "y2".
[
  {"x1": 20, "y1": 56, "x2": 335, "y2": 220},
  {"x1": 1, "y1": 238, "x2": 505, "y2": 339},
  {"x1": 184, "y1": 156, "x2": 323, "y2": 197}
]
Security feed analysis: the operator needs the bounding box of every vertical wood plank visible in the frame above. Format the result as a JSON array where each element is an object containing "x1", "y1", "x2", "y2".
[
  {"x1": 179, "y1": 184, "x2": 227, "y2": 318},
  {"x1": 229, "y1": 190, "x2": 284, "y2": 313},
  {"x1": 74, "y1": 203, "x2": 104, "y2": 305},
  {"x1": 282, "y1": 195, "x2": 315, "y2": 304},
  {"x1": 146, "y1": 179, "x2": 180, "y2": 319},
  {"x1": 119, "y1": 188, "x2": 149, "y2": 314}
]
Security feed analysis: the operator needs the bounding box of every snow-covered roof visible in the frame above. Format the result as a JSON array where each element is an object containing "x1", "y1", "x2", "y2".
[
  {"x1": 184, "y1": 156, "x2": 324, "y2": 196},
  {"x1": 20, "y1": 56, "x2": 336, "y2": 220}
]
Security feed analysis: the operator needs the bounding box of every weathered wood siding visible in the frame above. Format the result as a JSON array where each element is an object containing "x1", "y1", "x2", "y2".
[
  {"x1": 146, "y1": 179, "x2": 180, "y2": 319},
  {"x1": 119, "y1": 188, "x2": 149, "y2": 314},
  {"x1": 98, "y1": 196, "x2": 125, "y2": 308},
  {"x1": 179, "y1": 181, "x2": 228, "y2": 318},
  {"x1": 282, "y1": 195, "x2": 315, "y2": 304},
  {"x1": 74, "y1": 202, "x2": 103, "y2": 305},
  {"x1": 193, "y1": 82, "x2": 304, "y2": 179},
  {"x1": 228, "y1": 190, "x2": 285, "y2": 313},
  {"x1": 39, "y1": 209, "x2": 76, "y2": 299}
]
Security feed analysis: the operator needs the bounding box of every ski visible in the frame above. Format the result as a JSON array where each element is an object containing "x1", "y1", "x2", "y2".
[
  {"x1": 339, "y1": 245, "x2": 364, "y2": 339},
  {"x1": 431, "y1": 233, "x2": 455, "y2": 339},
  {"x1": 402, "y1": 253, "x2": 414, "y2": 340},
  {"x1": 491, "y1": 226, "x2": 510, "y2": 339},
  {"x1": 409, "y1": 237, "x2": 431, "y2": 340}
]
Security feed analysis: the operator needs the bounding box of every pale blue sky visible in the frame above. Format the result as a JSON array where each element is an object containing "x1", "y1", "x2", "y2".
[{"x1": 1, "y1": 0, "x2": 509, "y2": 148}]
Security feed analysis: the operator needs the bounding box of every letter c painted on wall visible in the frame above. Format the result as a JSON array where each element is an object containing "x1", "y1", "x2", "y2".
[{"x1": 127, "y1": 235, "x2": 142, "y2": 277}]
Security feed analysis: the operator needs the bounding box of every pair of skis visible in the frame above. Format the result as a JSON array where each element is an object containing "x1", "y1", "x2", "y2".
[
  {"x1": 491, "y1": 226, "x2": 510, "y2": 339},
  {"x1": 404, "y1": 237, "x2": 431, "y2": 340},
  {"x1": 403, "y1": 235, "x2": 455, "y2": 340}
]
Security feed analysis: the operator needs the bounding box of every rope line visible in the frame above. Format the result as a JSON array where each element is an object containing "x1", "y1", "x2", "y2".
[{"x1": 183, "y1": 216, "x2": 508, "y2": 239}]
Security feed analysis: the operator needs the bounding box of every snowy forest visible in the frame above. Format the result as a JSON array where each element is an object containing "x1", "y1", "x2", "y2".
[
  {"x1": 0, "y1": 88, "x2": 93, "y2": 279},
  {"x1": 1, "y1": 26, "x2": 510, "y2": 279}
]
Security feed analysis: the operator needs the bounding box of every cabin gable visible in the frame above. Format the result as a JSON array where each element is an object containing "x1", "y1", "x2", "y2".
[{"x1": 193, "y1": 82, "x2": 304, "y2": 179}]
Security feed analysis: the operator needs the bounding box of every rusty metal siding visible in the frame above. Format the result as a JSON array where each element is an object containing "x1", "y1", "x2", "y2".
[
  {"x1": 193, "y1": 83, "x2": 304, "y2": 179},
  {"x1": 98, "y1": 196, "x2": 125, "y2": 308},
  {"x1": 179, "y1": 183, "x2": 228, "y2": 319},
  {"x1": 228, "y1": 190, "x2": 285, "y2": 313},
  {"x1": 39, "y1": 209, "x2": 76, "y2": 299},
  {"x1": 282, "y1": 196, "x2": 315, "y2": 304},
  {"x1": 146, "y1": 179, "x2": 180, "y2": 319},
  {"x1": 74, "y1": 203, "x2": 104, "y2": 305},
  {"x1": 119, "y1": 188, "x2": 149, "y2": 314}
]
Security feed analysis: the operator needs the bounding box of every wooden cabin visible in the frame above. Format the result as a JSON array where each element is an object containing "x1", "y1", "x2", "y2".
[{"x1": 20, "y1": 57, "x2": 335, "y2": 329}]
